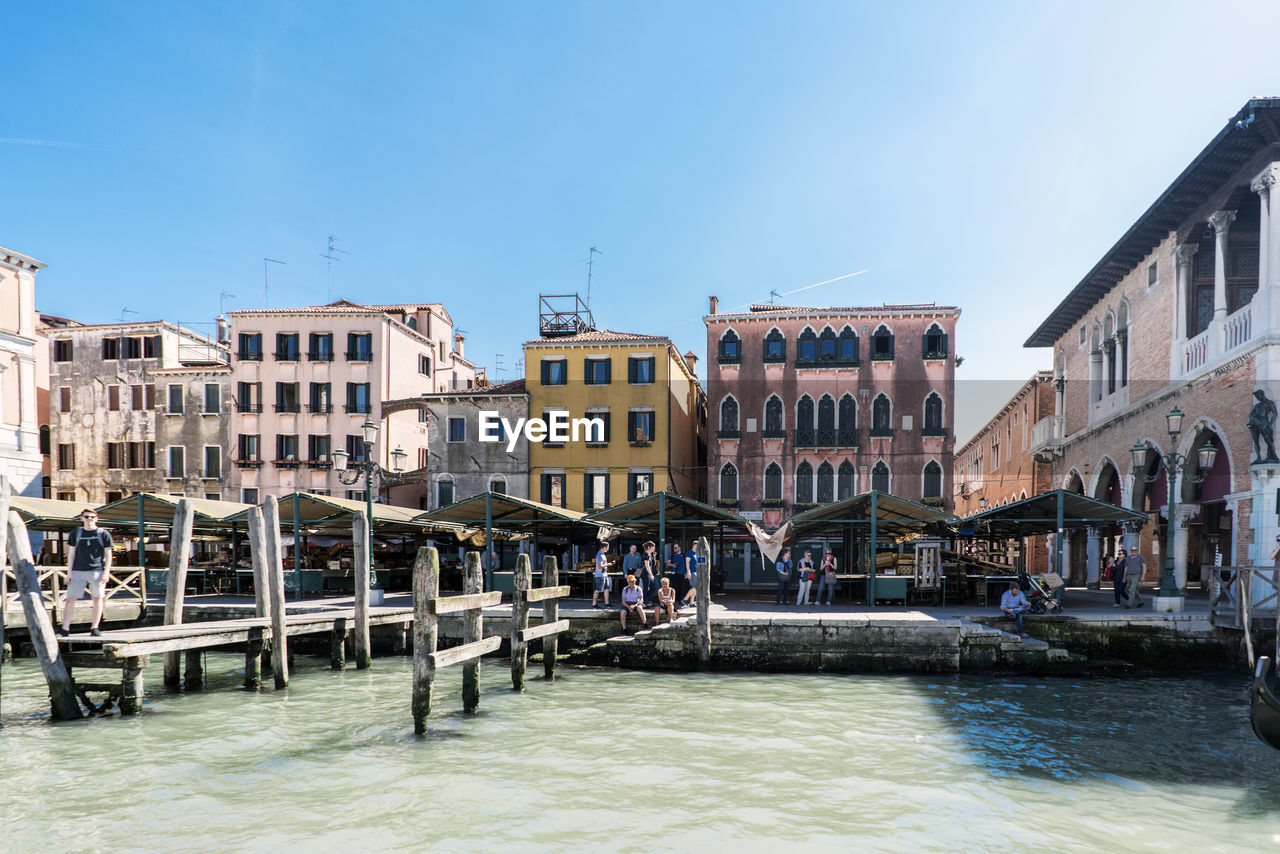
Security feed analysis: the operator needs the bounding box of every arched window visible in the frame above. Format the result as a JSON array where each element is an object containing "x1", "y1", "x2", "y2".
[
  {"x1": 837, "y1": 460, "x2": 856, "y2": 499},
  {"x1": 923, "y1": 460, "x2": 942, "y2": 499},
  {"x1": 1117, "y1": 302, "x2": 1129, "y2": 389},
  {"x1": 871, "y1": 394, "x2": 892, "y2": 436},
  {"x1": 719, "y1": 396, "x2": 739, "y2": 436},
  {"x1": 763, "y1": 328, "x2": 786, "y2": 362},
  {"x1": 796, "y1": 395, "x2": 814, "y2": 446},
  {"x1": 872, "y1": 460, "x2": 890, "y2": 493},
  {"x1": 719, "y1": 329, "x2": 740, "y2": 363},
  {"x1": 1104, "y1": 313, "x2": 1116, "y2": 395},
  {"x1": 1090, "y1": 324, "x2": 1103, "y2": 403},
  {"x1": 816, "y1": 461, "x2": 834, "y2": 503},
  {"x1": 871, "y1": 325, "x2": 894, "y2": 361},
  {"x1": 818, "y1": 326, "x2": 838, "y2": 361},
  {"x1": 923, "y1": 323, "x2": 947, "y2": 359},
  {"x1": 923, "y1": 392, "x2": 943, "y2": 436},
  {"x1": 796, "y1": 461, "x2": 814, "y2": 504},
  {"x1": 839, "y1": 326, "x2": 858, "y2": 363},
  {"x1": 764, "y1": 462, "x2": 783, "y2": 502},
  {"x1": 764, "y1": 395, "x2": 784, "y2": 436},
  {"x1": 797, "y1": 328, "x2": 817, "y2": 362},
  {"x1": 719, "y1": 462, "x2": 738, "y2": 502},
  {"x1": 838, "y1": 394, "x2": 856, "y2": 445},
  {"x1": 817, "y1": 394, "x2": 835, "y2": 433},
  {"x1": 490, "y1": 476, "x2": 507, "y2": 495}
]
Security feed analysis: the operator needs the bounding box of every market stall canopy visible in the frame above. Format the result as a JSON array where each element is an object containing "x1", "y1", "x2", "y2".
[
  {"x1": 418, "y1": 492, "x2": 605, "y2": 540},
  {"x1": 585, "y1": 491, "x2": 751, "y2": 534},
  {"x1": 226, "y1": 492, "x2": 459, "y2": 536},
  {"x1": 8, "y1": 496, "x2": 99, "y2": 531},
  {"x1": 958, "y1": 489, "x2": 1147, "y2": 538},
  {"x1": 94, "y1": 493, "x2": 255, "y2": 533},
  {"x1": 788, "y1": 491, "x2": 959, "y2": 540}
]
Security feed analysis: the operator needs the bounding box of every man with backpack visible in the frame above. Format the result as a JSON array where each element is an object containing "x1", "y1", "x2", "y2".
[
  {"x1": 59, "y1": 509, "x2": 114, "y2": 637},
  {"x1": 774, "y1": 547, "x2": 793, "y2": 606}
]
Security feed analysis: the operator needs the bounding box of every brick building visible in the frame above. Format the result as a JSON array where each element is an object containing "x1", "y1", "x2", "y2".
[
  {"x1": 953, "y1": 371, "x2": 1055, "y2": 570},
  {"x1": 1026, "y1": 97, "x2": 1280, "y2": 599}
]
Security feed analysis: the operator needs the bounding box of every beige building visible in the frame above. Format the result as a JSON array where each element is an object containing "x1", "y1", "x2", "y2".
[
  {"x1": 228, "y1": 300, "x2": 477, "y2": 507},
  {"x1": 0, "y1": 247, "x2": 45, "y2": 499}
]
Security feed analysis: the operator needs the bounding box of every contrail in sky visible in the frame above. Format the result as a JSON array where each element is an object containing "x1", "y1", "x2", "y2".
[{"x1": 0, "y1": 137, "x2": 88, "y2": 149}]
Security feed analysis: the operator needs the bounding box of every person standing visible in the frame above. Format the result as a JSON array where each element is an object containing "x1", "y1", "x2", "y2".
[
  {"x1": 59, "y1": 509, "x2": 114, "y2": 638},
  {"x1": 1124, "y1": 546, "x2": 1148, "y2": 608},
  {"x1": 682, "y1": 542, "x2": 699, "y2": 610},
  {"x1": 622, "y1": 544, "x2": 642, "y2": 577},
  {"x1": 667, "y1": 543, "x2": 688, "y2": 602},
  {"x1": 638, "y1": 540, "x2": 659, "y2": 607},
  {"x1": 815, "y1": 549, "x2": 838, "y2": 605},
  {"x1": 796, "y1": 550, "x2": 815, "y2": 605},
  {"x1": 1112, "y1": 548, "x2": 1129, "y2": 608},
  {"x1": 591, "y1": 541, "x2": 612, "y2": 608},
  {"x1": 775, "y1": 548, "x2": 793, "y2": 605}
]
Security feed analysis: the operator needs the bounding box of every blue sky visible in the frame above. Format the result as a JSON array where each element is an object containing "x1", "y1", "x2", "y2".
[{"x1": 5, "y1": 1, "x2": 1280, "y2": 441}]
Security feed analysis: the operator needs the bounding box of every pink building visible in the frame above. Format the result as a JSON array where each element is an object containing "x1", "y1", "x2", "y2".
[
  {"x1": 0, "y1": 247, "x2": 45, "y2": 498},
  {"x1": 228, "y1": 300, "x2": 477, "y2": 509}
]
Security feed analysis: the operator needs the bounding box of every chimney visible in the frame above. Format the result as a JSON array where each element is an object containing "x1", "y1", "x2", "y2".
[
  {"x1": 453, "y1": 333, "x2": 464, "y2": 359},
  {"x1": 684, "y1": 351, "x2": 699, "y2": 376},
  {"x1": 215, "y1": 315, "x2": 229, "y2": 345},
  {"x1": 709, "y1": 295, "x2": 719, "y2": 315}
]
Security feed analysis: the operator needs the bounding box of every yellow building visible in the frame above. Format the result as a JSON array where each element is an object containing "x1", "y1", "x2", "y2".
[{"x1": 523, "y1": 330, "x2": 707, "y2": 511}]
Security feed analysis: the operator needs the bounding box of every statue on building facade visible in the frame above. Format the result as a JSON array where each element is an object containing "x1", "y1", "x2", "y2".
[{"x1": 1249, "y1": 389, "x2": 1279, "y2": 464}]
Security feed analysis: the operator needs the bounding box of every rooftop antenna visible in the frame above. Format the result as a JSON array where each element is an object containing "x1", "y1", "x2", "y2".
[
  {"x1": 263, "y1": 258, "x2": 286, "y2": 308},
  {"x1": 117, "y1": 307, "x2": 138, "y2": 323},
  {"x1": 219, "y1": 291, "x2": 236, "y2": 315},
  {"x1": 320, "y1": 235, "x2": 349, "y2": 302},
  {"x1": 583, "y1": 246, "x2": 601, "y2": 308},
  {"x1": 495, "y1": 353, "x2": 504, "y2": 377},
  {"x1": 769, "y1": 289, "x2": 781, "y2": 305}
]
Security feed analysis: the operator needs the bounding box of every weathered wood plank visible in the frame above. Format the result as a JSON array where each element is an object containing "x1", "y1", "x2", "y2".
[
  {"x1": 331, "y1": 616, "x2": 347, "y2": 671},
  {"x1": 429, "y1": 591, "x2": 502, "y2": 615},
  {"x1": 61, "y1": 652, "x2": 122, "y2": 669},
  {"x1": 412, "y1": 546, "x2": 438, "y2": 734},
  {"x1": 462, "y1": 551, "x2": 482, "y2": 712},
  {"x1": 542, "y1": 555, "x2": 559, "y2": 680},
  {"x1": 183, "y1": 649, "x2": 203, "y2": 691},
  {"x1": 8, "y1": 510, "x2": 82, "y2": 720},
  {"x1": 353, "y1": 509, "x2": 371, "y2": 669},
  {"x1": 163, "y1": 499, "x2": 196, "y2": 688},
  {"x1": 525, "y1": 585, "x2": 570, "y2": 603},
  {"x1": 119, "y1": 655, "x2": 145, "y2": 715},
  {"x1": 697, "y1": 536, "x2": 711, "y2": 670},
  {"x1": 247, "y1": 507, "x2": 269, "y2": 618},
  {"x1": 518, "y1": 619, "x2": 571, "y2": 643},
  {"x1": 263, "y1": 496, "x2": 289, "y2": 688},
  {"x1": 428, "y1": 635, "x2": 501, "y2": 670},
  {"x1": 511, "y1": 553, "x2": 530, "y2": 691},
  {"x1": 245, "y1": 626, "x2": 263, "y2": 690}
]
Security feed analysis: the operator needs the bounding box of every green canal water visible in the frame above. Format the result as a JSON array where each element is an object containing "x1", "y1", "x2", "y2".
[{"x1": 1, "y1": 655, "x2": 1277, "y2": 852}]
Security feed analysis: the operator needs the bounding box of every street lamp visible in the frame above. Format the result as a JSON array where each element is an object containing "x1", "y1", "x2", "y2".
[
  {"x1": 331, "y1": 419, "x2": 409, "y2": 591},
  {"x1": 978, "y1": 496, "x2": 989, "y2": 511},
  {"x1": 1129, "y1": 407, "x2": 1219, "y2": 607}
]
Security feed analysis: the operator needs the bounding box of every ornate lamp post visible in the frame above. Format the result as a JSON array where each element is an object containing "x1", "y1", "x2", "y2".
[
  {"x1": 1130, "y1": 407, "x2": 1218, "y2": 608},
  {"x1": 332, "y1": 419, "x2": 408, "y2": 591}
]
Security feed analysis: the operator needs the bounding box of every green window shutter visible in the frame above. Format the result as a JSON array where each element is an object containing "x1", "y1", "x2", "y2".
[
  {"x1": 541, "y1": 361, "x2": 550, "y2": 385},
  {"x1": 627, "y1": 358, "x2": 636, "y2": 383},
  {"x1": 603, "y1": 358, "x2": 611, "y2": 384},
  {"x1": 941, "y1": 333, "x2": 948, "y2": 356}
]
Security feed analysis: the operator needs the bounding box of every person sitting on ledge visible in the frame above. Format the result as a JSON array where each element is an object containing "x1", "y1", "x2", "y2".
[
  {"x1": 619, "y1": 574, "x2": 648, "y2": 632},
  {"x1": 655, "y1": 576, "x2": 677, "y2": 623},
  {"x1": 1000, "y1": 581, "x2": 1031, "y2": 639}
]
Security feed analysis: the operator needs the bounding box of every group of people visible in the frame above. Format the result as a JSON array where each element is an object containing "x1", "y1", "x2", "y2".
[
  {"x1": 773, "y1": 547, "x2": 839, "y2": 606},
  {"x1": 1105, "y1": 547, "x2": 1149, "y2": 609},
  {"x1": 593, "y1": 541, "x2": 702, "y2": 631}
]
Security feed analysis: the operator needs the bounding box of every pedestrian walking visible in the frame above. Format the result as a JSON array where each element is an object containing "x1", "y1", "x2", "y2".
[
  {"x1": 682, "y1": 542, "x2": 699, "y2": 609},
  {"x1": 1112, "y1": 549, "x2": 1129, "y2": 608},
  {"x1": 1124, "y1": 546, "x2": 1148, "y2": 608},
  {"x1": 775, "y1": 548, "x2": 793, "y2": 605}
]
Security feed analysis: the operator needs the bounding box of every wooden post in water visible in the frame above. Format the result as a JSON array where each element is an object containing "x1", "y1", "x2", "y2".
[
  {"x1": 353, "y1": 509, "x2": 372, "y2": 669},
  {"x1": 412, "y1": 546, "x2": 439, "y2": 734},
  {"x1": 542, "y1": 554, "x2": 558, "y2": 679},
  {"x1": 331, "y1": 616, "x2": 348, "y2": 670},
  {"x1": 696, "y1": 535, "x2": 711, "y2": 671},
  {"x1": 246, "y1": 506, "x2": 272, "y2": 675},
  {"x1": 163, "y1": 499, "x2": 196, "y2": 689},
  {"x1": 263, "y1": 496, "x2": 289, "y2": 688},
  {"x1": 511, "y1": 553, "x2": 530, "y2": 691},
  {"x1": 7, "y1": 511, "x2": 82, "y2": 720},
  {"x1": 462, "y1": 550, "x2": 482, "y2": 713},
  {"x1": 244, "y1": 626, "x2": 263, "y2": 690}
]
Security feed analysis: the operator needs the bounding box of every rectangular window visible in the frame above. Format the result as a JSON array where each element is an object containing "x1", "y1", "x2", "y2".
[
  {"x1": 628, "y1": 410, "x2": 655, "y2": 444},
  {"x1": 275, "y1": 332, "x2": 300, "y2": 361},
  {"x1": 59, "y1": 386, "x2": 71, "y2": 413},
  {"x1": 308, "y1": 332, "x2": 334, "y2": 361},
  {"x1": 276, "y1": 382, "x2": 300, "y2": 413},
  {"x1": 418, "y1": 407, "x2": 429, "y2": 423},
  {"x1": 168, "y1": 446, "x2": 184, "y2": 478},
  {"x1": 237, "y1": 381, "x2": 262, "y2": 413},
  {"x1": 584, "y1": 411, "x2": 610, "y2": 445},
  {"x1": 309, "y1": 382, "x2": 332, "y2": 413},
  {"x1": 345, "y1": 382, "x2": 371, "y2": 413},
  {"x1": 102, "y1": 337, "x2": 120, "y2": 360},
  {"x1": 238, "y1": 332, "x2": 263, "y2": 361},
  {"x1": 628, "y1": 472, "x2": 653, "y2": 500},
  {"x1": 584, "y1": 472, "x2": 609, "y2": 509},
  {"x1": 540, "y1": 473, "x2": 565, "y2": 508},
  {"x1": 128, "y1": 441, "x2": 156, "y2": 469},
  {"x1": 541, "y1": 359, "x2": 568, "y2": 386},
  {"x1": 146, "y1": 384, "x2": 155, "y2": 410},
  {"x1": 542, "y1": 410, "x2": 564, "y2": 448},
  {"x1": 346, "y1": 434, "x2": 368, "y2": 462},
  {"x1": 346, "y1": 332, "x2": 373, "y2": 361},
  {"x1": 53, "y1": 339, "x2": 73, "y2": 361},
  {"x1": 122, "y1": 336, "x2": 142, "y2": 359},
  {"x1": 58, "y1": 491, "x2": 77, "y2": 502},
  {"x1": 238, "y1": 434, "x2": 261, "y2": 461},
  {"x1": 308, "y1": 434, "x2": 331, "y2": 462},
  {"x1": 346, "y1": 489, "x2": 368, "y2": 501},
  {"x1": 448, "y1": 418, "x2": 466, "y2": 442},
  {"x1": 204, "y1": 492, "x2": 221, "y2": 501},
  {"x1": 437, "y1": 480, "x2": 454, "y2": 508},
  {"x1": 145, "y1": 336, "x2": 161, "y2": 358},
  {"x1": 168, "y1": 384, "x2": 184, "y2": 414},
  {"x1": 275, "y1": 435, "x2": 298, "y2": 463},
  {"x1": 108, "y1": 385, "x2": 120, "y2": 411},
  {"x1": 628, "y1": 357, "x2": 655, "y2": 384},
  {"x1": 131, "y1": 384, "x2": 143, "y2": 410},
  {"x1": 419, "y1": 354, "x2": 432, "y2": 376},
  {"x1": 1147, "y1": 261, "x2": 1158, "y2": 288},
  {"x1": 584, "y1": 357, "x2": 611, "y2": 385},
  {"x1": 418, "y1": 448, "x2": 429, "y2": 469},
  {"x1": 107, "y1": 443, "x2": 125, "y2": 470},
  {"x1": 204, "y1": 383, "x2": 220, "y2": 414},
  {"x1": 242, "y1": 488, "x2": 259, "y2": 505}
]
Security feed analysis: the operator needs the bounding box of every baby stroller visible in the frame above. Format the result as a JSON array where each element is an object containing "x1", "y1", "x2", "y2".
[{"x1": 1017, "y1": 570, "x2": 1063, "y2": 614}]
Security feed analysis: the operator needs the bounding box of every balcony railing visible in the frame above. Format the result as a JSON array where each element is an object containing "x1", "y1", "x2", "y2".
[
  {"x1": 307, "y1": 403, "x2": 333, "y2": 414},
  {"x1": 718, "y1": 429, "x2": 741, "y2": 440},
  {"x1": 274, "y1": 403, "x2": 300, "y2": 414},
  {"x1": 345, "y1": 351, "x2": 373, "y2": 362},
  {"x1": 237, "y1": 351, "x2": 263, "y2": 362},
  {"x1": 273, "y1": 350, "x2": 301, "y2": 362},
  {"x1": 1225, "y1": 302, "x2": 1253, "y2": 351},
  {"x1": 837, "y1": 428, "x2": 858, "y2": 447},
  {"x1": 761, "y1": 428, "x2": 786, "y2": 439},
  {"x1": 796, "y1": 357, "x2": 860, "y2": 369},
  {"x1": 869, "y1": 427, "x2": 894, "y2": 438},
  {"x1": 1182, "y1": 327, "x2": 1211, "y2": 374},
  {"x1": 234, "y1": 458, "x2": 263, "y2": 468},
  {"x1": 794, "y1": 428, "x2": 815, "y2": 447},
  {"x1": 307, "y1": 350, "x2": 334, "y2": 362},
  {"x1": 236, "y1": 403, "x2": 263, "y2": 414},
  {"x1": 344, "y1": 404, "x2": 372, "y2": 414},
  {"x1": 1027, "y1": 413, "x2": 1065, "y2": 460}
]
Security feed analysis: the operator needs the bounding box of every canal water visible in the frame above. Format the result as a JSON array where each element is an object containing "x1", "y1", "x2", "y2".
[{"x1": 1, "y1": 655, "x2": 1276, "y2": 852}]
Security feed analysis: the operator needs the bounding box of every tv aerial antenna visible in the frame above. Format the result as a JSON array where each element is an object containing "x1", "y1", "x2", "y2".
[
  {"x1": 219, "y1": 291, "x2": 236, "y2": 315},
  {"x1": 582, "y1": 246, "x2": 602, "y2": 308},
  {"x1": 117, "y1": 307, "x2": 138, "y2": 323},
  {"x1": 263, "y1": 257, "x2": 286, "y2": 308},
  {"x1": 320, "y1": 235, "x2": 349, "y2": 302}
]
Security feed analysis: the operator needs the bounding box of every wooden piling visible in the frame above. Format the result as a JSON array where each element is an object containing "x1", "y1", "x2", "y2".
[
  {"x1": 263, "y1": 497, "x2": 289, "y2": 689},
  {"x1": 412, "y1": 546, "x2": 439, "y2": 734},
  {"x1": 183, "y1": 651, "x2": 203, "y2": 691},
  {"x1": 247, "y1": 507, "x2": 269, "y2": 619},
  {"x1": 120, "y1": 656, "x2": 145, "y2": 715},
  {"x1": 163, "y1": 499, "x2": 196, "y2": 689},
  {"x1": 542, "y1": 554, "x2": 559, "y2": 679},
  {"x1": 511, "y1": 553, "x2": 530, "y2": 691},
  {"x1": 353, "y1": 509, "x2": 372, "y2": 670},
  {"x1": 462, "y1": 550, "x2": 482, "y2": 713},
  {"x1": 331, "y1": 617, "x2": 348, "y2": 670},
  {"x1": 7, "y1": 510, "x2": 82, "y2": 720},
  {"x1": 244, "y1": 626, "x2": 263, "y2": 690},
  {"x1": 696, "y1": 535, "x2": 711, "y2": 671}
]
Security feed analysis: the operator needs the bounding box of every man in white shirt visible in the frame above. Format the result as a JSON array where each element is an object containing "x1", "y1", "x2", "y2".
[
  {"x1": 591, "y1": 542, "x2": 611, "y2": 608},
  {"x1": 1000, "y1": 581, "x2": 1031, "y2": 639}
]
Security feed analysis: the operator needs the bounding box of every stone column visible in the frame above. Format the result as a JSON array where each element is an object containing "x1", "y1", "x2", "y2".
[
  {"x1": 1088, "y1": 348, "x2": 1102, "y2": 410},
  {"x1": 1086, "y1": 527, "x2": 1101, "y2": 589},
  {"x1": 1171, "y1": 505, "x2": 1197, "y2": 594},
  {"x1": 1252, "y1": 169, "x2": 1272, "y2": 290},
  {"x1": 1122, "y1": 519, "x2": 1142, "y2": 555},
  {"x1": 1208, "y1": 210, "x2": 1237, "y2": 322},
  {"x1": 1172, "y1": 244, "x2": 1198, "y2": 376}
]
